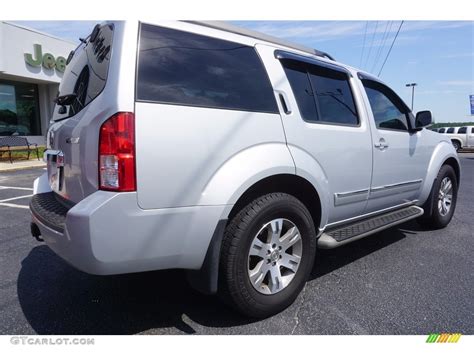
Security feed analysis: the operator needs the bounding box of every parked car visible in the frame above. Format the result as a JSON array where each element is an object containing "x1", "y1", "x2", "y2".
[
  {"x1": 30, "y1": 21, "x2": 460, "y2": 318},
  {"x1": 441, "y1": 126, "x2": 474, "y2": 151}
]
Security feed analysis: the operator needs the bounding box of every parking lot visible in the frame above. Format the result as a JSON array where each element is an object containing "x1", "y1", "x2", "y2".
[{"x1": 0, "y1": 154, "x2": 473, "y2": 335}]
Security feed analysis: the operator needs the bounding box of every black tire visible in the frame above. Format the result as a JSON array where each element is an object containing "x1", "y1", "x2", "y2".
[
  {"x1": 417, "y1": 165, "x2": 458, "y2": 229},
  {"x1": 451, "y1": 140, "x2": 461, "y2": 152},
  {"x1": 219, "y1": 193, "x2": 317, "y2": 318}
]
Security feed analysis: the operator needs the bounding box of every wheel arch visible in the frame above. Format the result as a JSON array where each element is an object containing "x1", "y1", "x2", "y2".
[
  {"x1": 450, "y1": 138, "x2": 462, "y2": 149},
  {"x1": 418, "y1": 141, "x2": 460, "y2": 213},
  {"x1": 188, "y1": 173, "x2": 324, "y2": 295},
  {"x1": 227, "y1": 173, "x2": 323, "y2": 231},
  {"x1": 442, "y1": 157, "x2": 461, "y2": 187}
]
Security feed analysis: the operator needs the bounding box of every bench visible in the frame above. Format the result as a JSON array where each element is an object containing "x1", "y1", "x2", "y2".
[{"x1": 0, "y1": 136, "x2": 40, "y2": 163}]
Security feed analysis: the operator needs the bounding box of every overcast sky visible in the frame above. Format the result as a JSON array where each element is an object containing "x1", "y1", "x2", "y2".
[{"x1": 15, "y1": 20, "x2": 474, "y2": 123}]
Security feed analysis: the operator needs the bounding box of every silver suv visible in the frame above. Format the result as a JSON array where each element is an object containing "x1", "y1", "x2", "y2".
[{"x1": 30, "y1": 21, "x2": 460, "y2": 318}]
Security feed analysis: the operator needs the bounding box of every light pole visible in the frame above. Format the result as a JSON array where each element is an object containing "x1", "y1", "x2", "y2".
[{"x1": 405, "y1": 83, "x2": 417, "y2": 111}]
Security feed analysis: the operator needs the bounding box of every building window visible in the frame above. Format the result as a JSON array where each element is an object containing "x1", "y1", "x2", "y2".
[{"x1": 0, "y1": 80, "x2": 41, "y2": 136}]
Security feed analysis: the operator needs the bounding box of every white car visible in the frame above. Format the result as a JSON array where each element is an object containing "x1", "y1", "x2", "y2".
[{"x1": 443, "y1": 126, "x2": 474, "y2": 151}]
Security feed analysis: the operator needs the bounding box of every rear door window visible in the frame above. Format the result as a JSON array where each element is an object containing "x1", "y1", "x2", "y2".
[
  {"x1": 281, "y1": 60, "x2": 319, "y2": 122},
  {"x1": 446, "y1": 127, "x2": 455, "y2": 134},
  {"x1": 281, "y1": 59, "x2": 359, "y2": 126},
  {"x1": 308, "y1": 66, "x2": 359, "y2": 125},
  {"x1": 457, "y1": 127, "x2": 467, "y2": 134},
  {"x1": 136, "y1": 23, "x2": 278, "y2": 113}
]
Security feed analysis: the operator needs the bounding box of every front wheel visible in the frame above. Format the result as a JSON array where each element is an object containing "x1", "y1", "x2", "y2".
[
  {"x1": 219, "y1": 193, "x2": 317, "y2": 318},
  {"x1": 418, "y1": 165, "x2": 458, "y2": 229}
]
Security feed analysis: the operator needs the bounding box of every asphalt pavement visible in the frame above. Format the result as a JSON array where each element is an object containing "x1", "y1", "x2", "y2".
[{"x1": 0, "y1": 154, "x2": 473, "y2": 335}]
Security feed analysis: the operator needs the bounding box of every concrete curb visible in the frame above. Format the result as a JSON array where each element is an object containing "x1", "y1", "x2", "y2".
[{"x1": 0, "y1": 161, "x2": 46, "y2": 173}]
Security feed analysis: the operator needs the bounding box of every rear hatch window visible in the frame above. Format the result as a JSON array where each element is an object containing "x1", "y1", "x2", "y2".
[{"x1": 53, "y1": 23, "x2": 114, "y2": 120}]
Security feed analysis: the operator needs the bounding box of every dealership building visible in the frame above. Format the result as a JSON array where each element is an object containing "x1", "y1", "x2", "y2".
[{"x1": 0, "y1": 22, "x2": 76, "y2": 145}]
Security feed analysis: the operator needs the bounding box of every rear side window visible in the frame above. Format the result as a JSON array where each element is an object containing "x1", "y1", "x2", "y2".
[
  {"x1": 438, "y1": 128, "x2": 446, "y2": 133},
  {"x1": 458, "y1": 127, "x2": 467, "y2": 134},
  {"x1": 56, "y1": 24, "x2": 114, "y2": 119},
  {"x1": 136, "y1": 24, "x2": 278, "y2": 113},
  {"x1": 282, "y1": 60, "x2": 359, "y2": 126},
  {"x1": 446, "y1": 127, "x2": 455, "y2": 134}
]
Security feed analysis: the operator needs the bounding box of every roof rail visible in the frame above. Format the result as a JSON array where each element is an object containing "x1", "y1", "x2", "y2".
[{"x1": 183, "y1": 21, "x2": 335, "y2": 61}]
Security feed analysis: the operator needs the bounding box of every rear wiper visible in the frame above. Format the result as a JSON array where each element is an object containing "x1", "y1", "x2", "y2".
[
  {"x1": 54, "y1": 93, "x2": 77, "y2": 106},
  {"x1": 53, "y1": 94, "x2": 78, "y2": 121}
]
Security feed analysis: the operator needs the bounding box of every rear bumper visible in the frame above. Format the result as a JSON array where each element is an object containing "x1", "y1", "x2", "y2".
[{"x1": 30, "y1": 173, "x2": 227, "y2": 275}]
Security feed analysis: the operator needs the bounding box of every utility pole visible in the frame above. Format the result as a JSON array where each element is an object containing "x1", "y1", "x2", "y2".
[{"x1": 405, "y1": 83, "x2": 417, "y2": 111}]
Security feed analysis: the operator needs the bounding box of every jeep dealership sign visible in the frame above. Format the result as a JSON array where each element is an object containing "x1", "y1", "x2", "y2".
[{"x1": 24, "y1": 44, "x2": 67, "y2": 72}]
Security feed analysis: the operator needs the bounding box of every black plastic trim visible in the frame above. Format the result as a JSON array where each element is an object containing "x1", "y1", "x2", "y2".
[
  {"x1": 30, "y1": 192, "x2": 73, "y2": 233},
  {"x1": 186, "y1": 219, "x2": 227, "y2": 295},
  {"x1": 275, "y1": 50, "x2": 351, "y2": 77}
]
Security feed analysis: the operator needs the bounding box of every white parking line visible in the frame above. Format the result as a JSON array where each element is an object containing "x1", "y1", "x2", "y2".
[
  {"x1": 0, "y1": 185, "x2": 34, "y2": 210},
  {"x1": 0, "y1": 194, "x2": 33, "y2": 203},
  {"x1": 0, "y1": 185, "x2": 33, "y2": 191},
  {"x1": 0, "y1": 202, "x2": 29, "y2": 209}
]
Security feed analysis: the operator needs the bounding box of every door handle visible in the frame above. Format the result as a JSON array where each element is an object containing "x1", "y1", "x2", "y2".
[
  {"x1": 279, "y1": 94, "x2": 291, "y2": 114},
  {"x1": 374, "y1": 138, "x2": 389, "y2": 150},
  {"x1": 275, "y1": 90, "x2": 292, "y2": 115}
]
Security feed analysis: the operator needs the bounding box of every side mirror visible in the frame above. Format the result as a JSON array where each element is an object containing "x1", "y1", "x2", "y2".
[{"x1": 415, "y1": 110, "x2": 432, "y2": 128}]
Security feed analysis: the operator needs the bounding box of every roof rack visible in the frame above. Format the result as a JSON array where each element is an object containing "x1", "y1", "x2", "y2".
[{"x1": 183, "y1": 21, "x2": 335, "y2": 61}]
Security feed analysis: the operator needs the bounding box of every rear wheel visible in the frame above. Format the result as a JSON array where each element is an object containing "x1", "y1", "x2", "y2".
[
  {"x1": 219, "y1": 193, "x2": 317, "y2": 318},
  {"x1": 418, "y1": 165, "x2": 458, "y2": 229}
]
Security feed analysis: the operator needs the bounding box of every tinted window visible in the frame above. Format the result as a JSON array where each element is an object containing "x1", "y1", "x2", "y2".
[
  {"x1": 438, "y1": 128, "x2": 446, "y2": 133},
  {"x1": 458, "y1": 127, "x2": 467, "y2": 134},
  {"x1": 431, "y1": 128, "x2": 438, "y2": 132},
  {"x1": 308, "y1": 66, "x2": 358, "y2": 125},
  {"x1": 56, "y1": 24, "x2": 114, "y2": 119},
  {"x1": 281, "y1": 61, "x2": 319, "y2": 121},
  {"x1": 362, "y1": 80, "x2": 409, "y2": 131},
  {"x1": 446, "y1": 127, "x2": 455, "y2": 134},
  {"x1": 282, "y1": 60, "x2": 358, "y2": 125},
  {"x1": 136, "y1": 24, "x2": 278, "y2": 113},
  {"x1": 472, "y1": 127, "x2": 474, "y2": 134}
]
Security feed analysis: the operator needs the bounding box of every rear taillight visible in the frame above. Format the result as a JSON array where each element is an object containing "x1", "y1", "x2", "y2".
[{"x1": 99, "y1": 112, "x2": 136, "y2": 191}]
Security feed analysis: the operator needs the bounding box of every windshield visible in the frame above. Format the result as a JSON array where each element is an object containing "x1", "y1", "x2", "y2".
[{"x1": 53, "y1": 23, "x2": 114, "y2": 121}]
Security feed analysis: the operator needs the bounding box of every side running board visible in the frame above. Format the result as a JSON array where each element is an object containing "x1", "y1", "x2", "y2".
[{"x1": 318, "y1": 205, "x2": 424, "y2": 249}]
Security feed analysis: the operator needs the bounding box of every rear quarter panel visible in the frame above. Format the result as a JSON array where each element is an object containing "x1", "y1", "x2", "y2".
[{"x1": 135, "y1": 103, "x2": 292, "y2": 209}]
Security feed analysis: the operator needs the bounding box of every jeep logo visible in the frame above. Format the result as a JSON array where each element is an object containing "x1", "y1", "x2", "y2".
[{"x1": 24, "y1": 44, "x2": 67, "y2": 73}]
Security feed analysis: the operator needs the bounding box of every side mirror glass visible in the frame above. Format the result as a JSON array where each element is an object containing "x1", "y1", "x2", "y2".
[{"x1": 415, "y1": 110, "x2": 432, "y2": 128}]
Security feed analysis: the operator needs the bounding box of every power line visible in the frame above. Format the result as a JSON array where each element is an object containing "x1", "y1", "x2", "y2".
[
  {"x1": 363, "y1": 21, "x2": 378, "y2": 70},
  {"x1": 378, "y1": 20, "x2": 404, "y2": 77},
  {"x1": 359, "y1": 21, "x2": 368, "y2": 67},
  {"x1": 371, "y1": 21, "x2": 391, "y2": 73}
]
